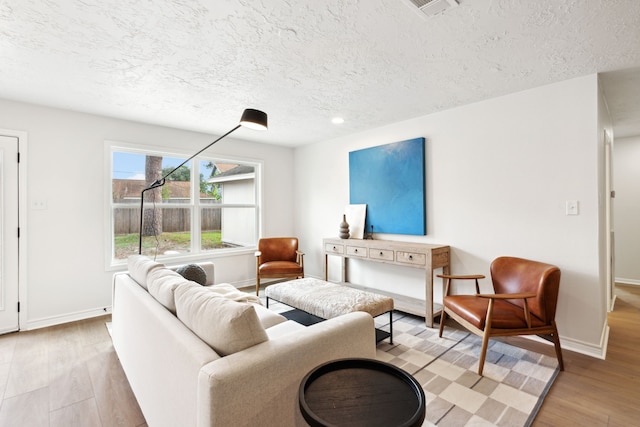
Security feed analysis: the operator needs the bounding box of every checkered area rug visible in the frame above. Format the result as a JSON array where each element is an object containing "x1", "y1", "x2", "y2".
[
  {"x1": 373, "y1": 312, "x2": 559, "y2": 427},
  {"x1": 264, "y1": 298, "x2": 558, "y2": 427}
]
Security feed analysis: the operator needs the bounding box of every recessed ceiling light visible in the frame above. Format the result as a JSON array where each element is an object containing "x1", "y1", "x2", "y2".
[{"x1": 332, "y1": 117, "x2": 345, "y2": 124}]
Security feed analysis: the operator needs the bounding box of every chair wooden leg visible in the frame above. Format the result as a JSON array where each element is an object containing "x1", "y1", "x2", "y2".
[
  {"x1": 478, "y1": 299, "x2": 494, "y2": 376},
  {"x1": 551, "y1": 322, "x2": 564, "y2": 371},
  {"x1": 255, "y1": 278, "x2": 260, "y2": 296},
  {"x1": 438, "y1": 308, "x2": 447, "y2": 337},
  {"x1": 478, "y1": 331, "x2": 491, "y2": 376}
]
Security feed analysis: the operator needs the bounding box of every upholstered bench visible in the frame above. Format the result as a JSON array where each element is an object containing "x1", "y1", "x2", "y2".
[{"x1": 265, "y1": 277, "x2": 394, "y2": 343}]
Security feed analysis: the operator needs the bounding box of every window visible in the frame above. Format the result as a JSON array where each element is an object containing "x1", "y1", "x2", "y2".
[{"x1": 109, "y1": 143, "x2": 260, "y2": 265}]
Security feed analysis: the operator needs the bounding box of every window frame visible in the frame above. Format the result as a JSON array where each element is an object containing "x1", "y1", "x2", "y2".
[{"x1": 105, "y1": 140, "x2": 263, "y2": 269}]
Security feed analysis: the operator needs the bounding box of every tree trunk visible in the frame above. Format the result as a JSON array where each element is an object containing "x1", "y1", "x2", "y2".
[{"x1": 143, "y1": 156, "x2": 163, "y2": 237}]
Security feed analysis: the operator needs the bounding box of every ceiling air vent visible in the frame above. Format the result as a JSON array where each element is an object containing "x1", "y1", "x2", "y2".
[{"x1": 403, "y1": 0, "x2": 459, "y2": 18}]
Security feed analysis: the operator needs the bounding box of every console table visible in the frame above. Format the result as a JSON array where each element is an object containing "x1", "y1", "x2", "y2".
[{"x1": 323, "y1": 238, "x2": 450, "y2": 327}]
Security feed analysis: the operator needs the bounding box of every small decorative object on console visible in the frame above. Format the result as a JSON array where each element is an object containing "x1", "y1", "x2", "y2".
[
  {"x1": 339, "y1": 214, "x2": 350, "y2": 239},
  {"x1": 364, "y1": 224, "x2": 374, "y2": 240}
]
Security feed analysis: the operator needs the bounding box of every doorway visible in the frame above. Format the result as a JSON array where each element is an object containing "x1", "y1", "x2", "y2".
[{"x1": 612, "y1": 136, "x2": 640, "y2": 294}]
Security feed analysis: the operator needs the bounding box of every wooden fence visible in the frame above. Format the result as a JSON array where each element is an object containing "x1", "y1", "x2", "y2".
[{"x1": 114, "y1": 207, "x2": 221, "y2": 234}]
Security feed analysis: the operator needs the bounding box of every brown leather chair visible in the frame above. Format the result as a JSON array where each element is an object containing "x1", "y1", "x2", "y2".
[
  {"x1": 438, "y1": 256, "x2": 564, "y2": 375},
  {"x1": 255, "y1": 237, "x2": 304, "y2": 295}
]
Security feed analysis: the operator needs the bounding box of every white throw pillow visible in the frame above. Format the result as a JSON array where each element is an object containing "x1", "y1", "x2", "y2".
[
  {"x1": 127, "y1": 255, "x2": 165, "y2": 290},
  {"x1": 147, "y1": 268, "x2": 188, "y2": 313},
  {"x1": 174, "y1": 283, "x2": 268, "y2": 356}
]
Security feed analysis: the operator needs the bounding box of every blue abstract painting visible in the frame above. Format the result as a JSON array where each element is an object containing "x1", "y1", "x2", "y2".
[{"x1": 349, "y1": 137, "x2": 426, "y2": 235}]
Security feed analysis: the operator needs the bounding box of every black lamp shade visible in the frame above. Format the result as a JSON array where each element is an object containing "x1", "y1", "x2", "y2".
[{"x1": 240, "y1": 108, "x2": 268, "y2": 131}]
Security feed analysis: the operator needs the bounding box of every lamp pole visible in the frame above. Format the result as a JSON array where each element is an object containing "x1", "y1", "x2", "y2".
[{"x1": 138, "y1": 109, "x2": 267, "y2": 255}]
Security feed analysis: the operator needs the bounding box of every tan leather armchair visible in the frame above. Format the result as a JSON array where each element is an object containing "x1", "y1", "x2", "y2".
[
  {"x1": 255, "y1": 237, "x2": 304, "y2": 295},
  {"x1": 438, "y1": 256, "x2": 564, "y2": 375}
]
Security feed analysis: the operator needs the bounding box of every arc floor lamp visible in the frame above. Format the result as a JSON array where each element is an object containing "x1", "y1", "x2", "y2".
[{"x1": 138, "y1": 108, "x2": 268, "y2": 255}]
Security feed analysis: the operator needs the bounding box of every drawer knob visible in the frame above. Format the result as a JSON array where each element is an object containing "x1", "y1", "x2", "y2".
[
  {"x1": 354, "y1": 249, "x2": 358, "y2": 253},
  {"x1": 409, "y1": 255, "x2": 413, "y2": 260},
  {"x1": 333, "y1": 246, "x2": 336, "y2": 250},
  {"x1": 379, "y1": 251, "x2": 383, "y2": 255}
]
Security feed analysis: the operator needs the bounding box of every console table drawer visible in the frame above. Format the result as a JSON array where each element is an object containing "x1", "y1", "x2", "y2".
[
  {"x1": 325, "y1": 243, "x2": 344, "y2": 254},
  {"x1": 346, "y1": 245, "x2": 367, "y2": 258},
  {"x1": 368, "y1": 248, "x2": 394, "y2": 261},
  {"x1": 396, "y1": 251, "x2": 426, "y2": 266}
]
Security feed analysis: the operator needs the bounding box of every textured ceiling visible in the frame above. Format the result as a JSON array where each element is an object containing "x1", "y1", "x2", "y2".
[{"x1": 1, "y1": 0, "x2": 639, "y2": 146}]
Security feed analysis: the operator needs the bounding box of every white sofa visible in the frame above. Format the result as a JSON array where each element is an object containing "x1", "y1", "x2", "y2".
[{"x1": 112, "y1": 256, "x2": 376, "y2": 427}]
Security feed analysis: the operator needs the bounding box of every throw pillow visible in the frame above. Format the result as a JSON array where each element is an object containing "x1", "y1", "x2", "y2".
[
  {"x1": 127, "y1": 255, "x2": 165, "y2": 290},
  {"x1": 174, "y1": 283, "x2": 268, "y2": 356},
  {"x1": 147, "y1": 268, "x2": 188, "y2": 314},
  {"x1": 176, "y1": 264, "x2": 207, "y2": 286}
]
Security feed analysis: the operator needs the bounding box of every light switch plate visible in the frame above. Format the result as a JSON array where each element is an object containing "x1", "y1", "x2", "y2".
[{"x1": 566, "y1": 200, "x2": 579, "y2": 215}]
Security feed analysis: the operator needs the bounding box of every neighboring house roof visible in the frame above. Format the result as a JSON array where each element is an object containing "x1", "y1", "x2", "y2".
[
  {"x1": 214, "y1": 163, "x2": 242, "y2": 174},
  {"x1": 215, "y1": 165, "x2": 254, "y2": 177},
  {"x1": 208, "y1": 165, "x2": 255, "y2": 183}
]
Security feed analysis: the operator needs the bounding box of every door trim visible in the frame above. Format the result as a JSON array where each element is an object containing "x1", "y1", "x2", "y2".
[
  {"x1": 0, "y1": 128, "x2": 28, "y2": 331},
  {"x1": 604, "y1": 130, "x2": 614, "y2": 312}
]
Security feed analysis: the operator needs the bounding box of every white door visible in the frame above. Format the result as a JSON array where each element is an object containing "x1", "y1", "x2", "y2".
[{"x1": 0, "y1": 135, "x2": 19, "y2": 333}]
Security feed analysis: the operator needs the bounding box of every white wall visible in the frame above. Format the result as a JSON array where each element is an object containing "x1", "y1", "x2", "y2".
[
  {"x1": 0, "y1": 99, "x2": 295, "y2": 329},
  {"x1": 0, "y1": 73, "x2": 613, "y2": 357},
  {"x1": 294, "y1": 74, "x2": 611, "y2": 357},
  {"x1": 614, "y1": 135, "x2": 640, "y2": 285}
]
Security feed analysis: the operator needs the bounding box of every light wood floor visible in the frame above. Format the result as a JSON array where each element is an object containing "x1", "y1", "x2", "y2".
[
  {"x1": 515, "y1": 284, "x2": 640, "y2": 427},
  {"x1": 0, "y1": 284, "x2": 638, "y2": 426},
  {"x1": 0, "y1": 315, "x2": 145, "y2": 427}
]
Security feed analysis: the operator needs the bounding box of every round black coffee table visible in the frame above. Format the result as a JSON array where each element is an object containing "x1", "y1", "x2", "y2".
[{"x1": 299, "y1": 358, "x2": 426, "y2": 427}]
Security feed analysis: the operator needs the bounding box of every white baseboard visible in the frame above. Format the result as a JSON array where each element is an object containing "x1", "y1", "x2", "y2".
[
  {"x1": 559, "y1": 324, "x2": 609, "y2": 360},
  {"x1": 523, "y1": 329, "x2": 608, "y2": 360},
  {"x1": 24, "y1": 306, "x2": 112, "y2": 331}
]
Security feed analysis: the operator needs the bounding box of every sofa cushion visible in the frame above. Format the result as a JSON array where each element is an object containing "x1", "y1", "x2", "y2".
[
  {"x1": 207, "y1": 283, "x2": 261, "y2": 304},
  {"x1": 253, "y1": 304, "x2": 287, "y2": 329},
  {"x1": 264, "y1": 319, "x2": 306, "y2": 339},
  {"x1": 193, "y1": 283, "x2": 284, "y2": 329},
  {"x1": 147, "y1": 268, "x2": 189, "y2": 313},
  {"x1": 176, "y1": 264, "x2": 207, "y2": 286},
  {"x1": 127, "y1": 255, "x2": 165, "y2": 290},
  {"x1": 174, "y1": 283, "x2": 268, "y2": 356}
]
